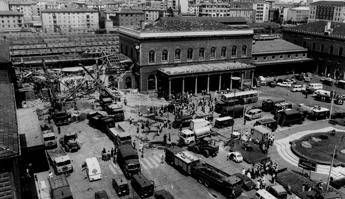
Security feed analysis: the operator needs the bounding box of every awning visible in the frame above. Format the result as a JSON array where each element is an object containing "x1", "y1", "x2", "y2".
[{"x1": 158, "y1": 61, "x2": 254, "y2": 76}]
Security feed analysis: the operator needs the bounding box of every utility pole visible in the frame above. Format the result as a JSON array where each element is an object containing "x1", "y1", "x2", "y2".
[
  {"x1": 326, "y1": 145, "x2": 336, "y2": 192},
  {"x1": 329, "y1": 90, "x2": 335, "y2": 119}
]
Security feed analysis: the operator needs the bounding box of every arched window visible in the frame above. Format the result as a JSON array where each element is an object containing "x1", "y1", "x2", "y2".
[
  {"x1": 149, "y1": 50, "x2": 155, "y2": 63},
  {"x1": 175, "y1": 49, "x2": 181, "y2": 60},
  {"x1": 162, "y1": 49, "x2": 168, "y2": 61},
  {"x1": 187, "y1": 48, "x2": 193, "y2": 60},
  {"x1": 242, "y1": 45, "x2": 247, "y2": 56},
  {"x1": 221, "y1": 47, "x2": 226, "y2": 58},
  {"x1": 232, "y1": 46, "x2": 237, "y2": 56},
  {"x1": 210, "y1": 47, "x2": 216, "y2": 58},
  {"x1": 147, "y1": 75, "x2": 156, "y2": 90},
  {"x1": 199, "y1": 48, "x2": 205, "y2": 59},
  {"x1": 330, "y1": 45, "x2": 333, "y2": 55},
  {"x1": 321, "y1": 44, "x2": 324, "y2": 52},
  {"x1": 339, "y1": 47, "x2": 343, "y2": 56},
  {"x1": 125, "y1": 76, "x2": 132, "y2": 89}
]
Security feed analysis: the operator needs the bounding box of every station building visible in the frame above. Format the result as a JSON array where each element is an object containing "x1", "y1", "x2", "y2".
[
  {"x1": 118, "y1": 17, "x2": 256, "y2": 98},
  {"x1": 252, "y1": 39, "x2": 312, "y2": 76},
  {"x1": 283, "y1": 21, "x2": 345, "y2": 79}
]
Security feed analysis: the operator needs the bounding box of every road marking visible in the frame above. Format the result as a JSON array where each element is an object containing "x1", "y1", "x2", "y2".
[
  {"x1": 152, "y1": 155, "x2": 162, "y2": 164},
  {"x1": 147, "y1": 156, "x2": 160, "y2": 168},
  {"x1": 140, "y1": 159, "x2": 150, "y2": 170}
]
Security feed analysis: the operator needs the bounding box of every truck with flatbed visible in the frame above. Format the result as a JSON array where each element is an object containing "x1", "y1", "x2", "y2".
[
  {"x1": 107, "y1": 127, "x2": 132, "y2": 146},
  {"x1": 48, "y1": 175, "x2": 73, "y2": 199},
  {"x1": 59, "y1": 132, "x2": 80, "y2": 152},
  {"x1": 105, "y1": 103, "x2": 125, "y2": 122},
  {"x1": 117, "y1": 144, "x2": 141, "y2": 178},
  {"x1": 297, "y1": 104, "x2": 330, "y2": 120},
  {"x1": 47, "y1": 148, "x2": 73, "y2": 175},
  {"x1": 165, "y1": 146, "x2": 243, "y2": 198}
]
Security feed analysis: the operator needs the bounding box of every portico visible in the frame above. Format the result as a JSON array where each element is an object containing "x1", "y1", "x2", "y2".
[{"x1": 157, "y1": 61, "x2": 255, "y2": 98}]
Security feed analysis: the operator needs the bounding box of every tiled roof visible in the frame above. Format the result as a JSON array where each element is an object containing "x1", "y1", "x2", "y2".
[
  {"x1": 0, "y1": 11, "x2": 23, "y2": 16},
  {"x1": 252, "y1": 39, "x2": 307, "y2": 55},
  {"x1": 284, "y1": 21, "x2": 345, "y2": 39},
  {"x1": 311, "y1": 1, "x2": 345, "y2": 6},
  {"x1": 141, "y1": 17, "x2": 238, "y2": 32},
  {"x1": 0, "y1": 83, "x2": 19, "y2": 160},
  {"x1": 158, "y1": 61, "x2": 254, "y2": 76}
]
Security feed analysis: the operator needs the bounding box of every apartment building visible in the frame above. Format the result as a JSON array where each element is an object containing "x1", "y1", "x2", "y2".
[
  {"x1": 0, "y1": 11, "x2": 23, "y2": 32},
  {"x1": 41, "y1": 9, "x2": 99, "y2": 33},
  {"x1": 309, "y1": 1, "x2": 345, "y2": 23},
  {"x1": 253, "y1": 1, "x2": 269, "y2": 22}
]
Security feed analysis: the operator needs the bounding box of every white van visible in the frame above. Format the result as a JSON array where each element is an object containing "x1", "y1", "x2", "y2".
[
  {"x1": 255, "y1": 189, "x2": 278, "y2": 199},
  {"x1": 307, "y1": 83, "x2": 323, "y2": 92},
  {"x1": 85, "y1": 157, "x2": 101, "y2": 182}
]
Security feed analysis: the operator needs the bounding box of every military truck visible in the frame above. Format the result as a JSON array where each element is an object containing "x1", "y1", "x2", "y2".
[
  {"x1": 105, "y1": 104, "x2": 125, "y2": 122},
  {"x1": 187, "y1": 137, "x2": 219, "y2": 158},
  {"x1": 165, "y1": 146, "x2": 243, "y2": 198},
  {"x1": 275, "y1": 109, "x2": 304, "y2": 127},
  {"x1": 59, "y1": 132, "x2": 80, "y2": 152},
  {"x1": 107, "y1": 127, "x2": 132, "y2": 146},
  {"x1": 42, "y1": 130, "x2": 58, "y2": 149},
  {"x1": 52, "y1": 110, "x2": 70, "y2": 126},
  {"x1": 49, "y1": 175, "x2": 73, "y2": 199},
  {"x1": 47, "y1": 148, "x2": 73, "y2": 174},
  {"x1": 261, "y1": 98, "x2": 285, "y2": 112},
  {"x1": 117, "y1": 144, "x2": 141, "y2": 178}
]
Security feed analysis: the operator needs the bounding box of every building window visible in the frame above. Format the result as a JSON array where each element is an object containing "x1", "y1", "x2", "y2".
[
  {"x1": 187, "y1": 48, "x2": 193, "y2": 60},
  {"x1": 232, "y1": 46, "x2": 237, "y2": 56},
  {"x1": 263, "y1": 56, "x2": 266, "y2": 60},
  {"x1": 210, "y1": 47, "x2": 216, "y2": 58},
  {"x1": 162, "y1": 49, "x2": 168, "y2": 61},
  {"x1": 280, "y1": 55, "x2": 283, "y2": 59},
  {"x1": 199, "y1": 48, "x2": 205, "y2": 59},
  {"x1": 221, "y1": 47, "x2": 226, "y2": 57},
  {"x1": 149, "y1": 50, "x2": 155, "y2": 63},
  {"x1": 321, "y1": 44, "x2": 324, "y2": 52},
  {"x1": 330, "y1": 45, "x2": 333, "y2": 55},
  {"x1": 339, "y1": 47, "x2": 343, "y2": 56},
  {"x1": 295, "y1": 54, "x2": 298, "y2": 57},
  {"x1": 312, "y1": 43, "x2": 316, "y2": 51},
  {"x1": 288, "y1": 54, "x2": 291, "y2": 58},
  {"x1": 175, "y1": 49, "x2": 181, "y2": 60},
  {"x1": 242, "y1": 45, "x2": 247, "y2": 56},
  {"x1": 303, "y1": 41, "x2": 306, "y2": 48},
  {"x1": 272, "y1": 55, "x2": 275, "y2": 59}
]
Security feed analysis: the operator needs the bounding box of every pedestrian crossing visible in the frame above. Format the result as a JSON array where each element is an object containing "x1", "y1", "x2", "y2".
[{"x1": 108, "y1": 154, "x2": 163, "y2": 176}]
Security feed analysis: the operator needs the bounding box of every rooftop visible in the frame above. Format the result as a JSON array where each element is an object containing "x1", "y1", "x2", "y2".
[
  {"x1": 139, "y1": 17, "x2": 244, "y2": 32},
  {"x1": 0, "y1": 83, "x2": 19, "y2": 160},
  {"x1": 252, "y1": 39, "x2": 307, "y2": 55},
  {"x1": 283, "y1": 21, "x2": 345, "y2": 40},
  {"x1": 41, "y1": 9, "x2": 98, "y2": 13},
  {"x1": 8, "y1": 1, "x2": 36, "y2": 5},
  {"x1": 290, "y1": 6, "x2": 310, "y2": 11},
  {"x1": 17, "y1": 108, "x2": 43, "y2": 148},
  {"x1": 117, "y1": 9, "x2": 144, "y2": 14},
  {"x1": 158, "y1": 62, "x2": 255, "y2": 76},
  {"x1": 311, "y1": 1, "x2": 345, "y2": 6},
  {"x1": 0, "y1": 11, "x2": 23, "y2": 16}
]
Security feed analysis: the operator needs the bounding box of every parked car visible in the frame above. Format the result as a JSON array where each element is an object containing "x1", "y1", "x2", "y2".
[
  {"x1": 228, "y1": 151, "x2": 243, "y2": 163},
  {"x1": 291, "y1": 84, "x2": 306, "y2": 92},
  {"x1": 277, "y1": 82, "x2": 292, "y2": 87},
  {"x1": 95, "y1": 190, "x2": 109, "y2": 199},
  {"x1": 233, "y1": 173, "x2": 256, "y2": 191},
  {"x1": 244, "y1": 108, "x2": 262, "y2": 121}
]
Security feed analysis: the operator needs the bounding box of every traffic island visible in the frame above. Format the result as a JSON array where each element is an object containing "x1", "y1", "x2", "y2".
[{"x1": 291, "y1": 130, "x2": 345, "y2": 167}]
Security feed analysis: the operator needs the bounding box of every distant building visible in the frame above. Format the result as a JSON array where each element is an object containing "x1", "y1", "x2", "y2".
[
  {"x1": 252, "y1": 39, "x2": 312, "y2": 75},
  {"x1": 0, "y1": 11, "x2": 23, "y2": 32},
  {"x1": 198, "y1": 3, "x2": 254, "y2": 22},
  {"x1": 8, "y1": 1, "x2": 39, "y2": 22},
  {"x1": 309, "y1": 1, "x2": 345, "y2": 23},
  {"x1": 113, "y1": 9, "x2": 145, "y2": 28},
  {"x1": 283, "y1": 21, "x2": 345, "y2": 79},
  {"x1": 118, "y1": 17, "x2": 255, "y2": 96},
  {"x1": 228, "y1": 8, "x2": 254, "y2": 22},
  {"x1": 144, "y1": 8, "x2": 164, "y2": 22},
  {"x1": 269, "y1": 8, "x2": 280, "y2": 23},
  {"x1": 253, "y1": 1, "x2": 270, "y2": 22},
  {"x1": 41, "y1": 9, "x2": 99, "y2": 33},
  {"x1": 0, "y1": 0, "x2": 9, "y2": 11},
  {"x1": 283, "y1": 7, "x2": 309, "y2": 23}
]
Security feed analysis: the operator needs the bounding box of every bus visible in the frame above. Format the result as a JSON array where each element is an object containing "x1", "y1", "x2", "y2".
[{"x1": 220, "y1": 90, "x2": 258, "y2": 105}]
